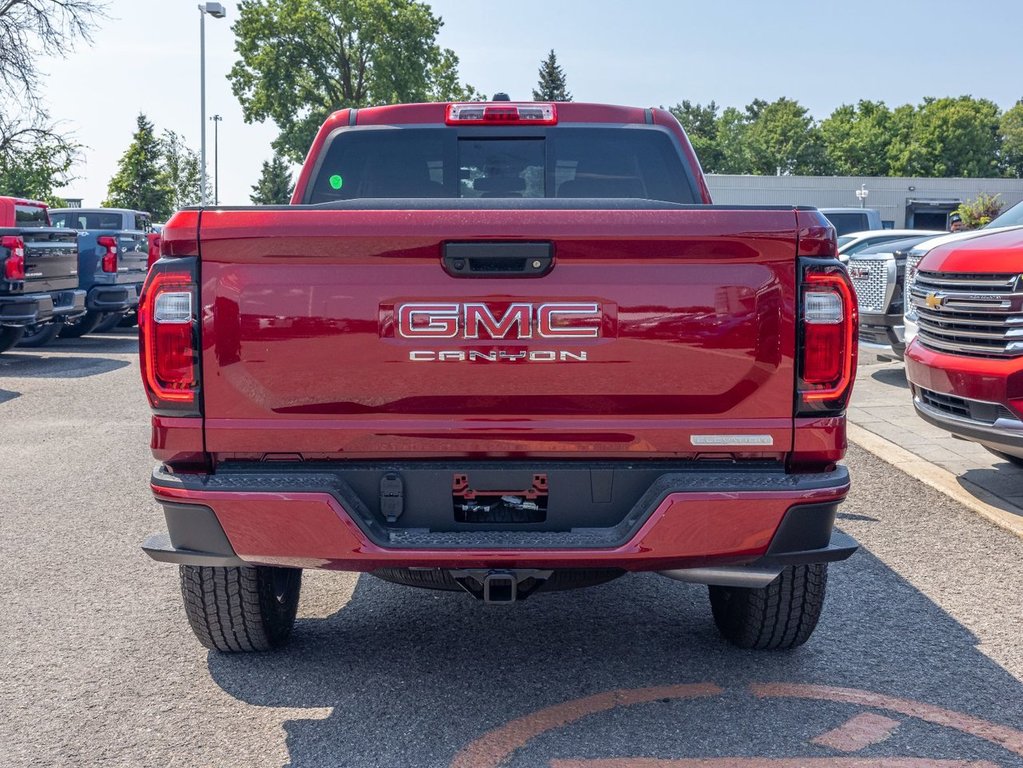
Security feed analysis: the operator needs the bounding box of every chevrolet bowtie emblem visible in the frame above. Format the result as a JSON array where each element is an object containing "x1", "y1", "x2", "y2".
[{"x1": 925, "y1": 292, "x2": 944, "y2": 309}]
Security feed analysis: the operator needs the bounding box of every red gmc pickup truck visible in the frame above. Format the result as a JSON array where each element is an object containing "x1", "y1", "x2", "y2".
[{"x1": 141, "y1": 100, "x2": 858, "y2": 653}]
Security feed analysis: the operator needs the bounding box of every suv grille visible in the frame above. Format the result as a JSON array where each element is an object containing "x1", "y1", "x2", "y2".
[
  {"x1": 848, "y1": 258, "x2": 891, "y2": 312},
  {"x1": 918, "y1": 387, "x2": 1019, "y2": 424},
  {"x1": 909, "y1": 271, "x2": 1023, "y2": 357}
]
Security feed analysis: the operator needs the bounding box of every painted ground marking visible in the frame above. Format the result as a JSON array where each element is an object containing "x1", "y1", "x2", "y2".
[{"x1": 451, "y1": 683, "x2": 1023, "y2": 768}]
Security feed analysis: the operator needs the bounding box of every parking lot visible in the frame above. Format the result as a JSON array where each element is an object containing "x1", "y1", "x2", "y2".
[{"x1": 3, "y1": 333, "x2": 1023, "y2": 767}]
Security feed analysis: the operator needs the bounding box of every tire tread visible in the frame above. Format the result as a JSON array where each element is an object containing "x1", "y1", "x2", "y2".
[
  {"x1": 178, "y1": 565, "x2": 300, "y2": 653},
  {"x1": 709, "y1": 563, "x2": 827, "y2": 650}
]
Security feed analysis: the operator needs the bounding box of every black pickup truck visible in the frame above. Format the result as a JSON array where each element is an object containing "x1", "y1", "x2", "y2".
[{"x1": 0, "y1": 197, "x2": 85, "y2": 352}]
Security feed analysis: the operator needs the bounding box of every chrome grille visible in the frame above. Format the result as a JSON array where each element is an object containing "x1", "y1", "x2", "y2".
[
  {"x1": 848, "y1": 258, "x2": 892, "y2": 312},
  {"x1": 903, "y1": 253, "x2": 923, "y2": 318},
  {"x1": 909, "y1": 270, "x2": 1023, "y2": 357}
]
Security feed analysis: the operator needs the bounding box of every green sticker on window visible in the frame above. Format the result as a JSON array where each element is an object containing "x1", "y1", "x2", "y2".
[{"x1": 328, "y1": 174, "x2": 344, "y2": 190}]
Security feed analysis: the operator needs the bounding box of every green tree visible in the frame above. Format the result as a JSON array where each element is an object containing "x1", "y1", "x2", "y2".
[
  {"x1": 229, "y1": 0, "x2": 478, "y2": 162},
  {"x1": 250, "y1": 154, "x2": 295, "y2": 204},
  {"x1": 0, "y1": 127, "x2": 77, "y2": 204},
  {"x1": 883, "y1": 103, "x2": 918, "y2": 176},
  {"x1": 894, "y1": 96, "x2": 1001, "y2": 177},
  {"x1": 669, "y1": 100, "x2": 721, "y2": 172},
  {"x1": 955, "y1": 193, "x2": 1004, "y2": 229},
  {"x1": 0, "y1": 0, "x2": 103, "y2": 102},
  {"x1": 1000, "y1": 100, "x2": 1023, "y2": 178},
  {"x1": 743, "y1": 97, "x2": 828, "y2": 175},
  {"x1": 163, "y1": 130, "x2": 206, "y2": 211},
  {"x1": 532, "y1": 49, "x2": 571, "y2": 101},
  {"x1": 819, "y1": 100, "x2": 895, "y2": 176},
  {"x1": 715, "y1": 106, "x2": 752, "y2": 174},
  {"x1": 104, "y1": 113, "x2": 173, "y2": 219},
  {"x1": 0, "y1": 1, "x2": 102, "y2": 199}
]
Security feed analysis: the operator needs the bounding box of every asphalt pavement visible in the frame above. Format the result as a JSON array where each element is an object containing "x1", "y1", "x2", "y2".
[{"x1": 2, "y1": 333, "x2": 1023, "y2": 767}]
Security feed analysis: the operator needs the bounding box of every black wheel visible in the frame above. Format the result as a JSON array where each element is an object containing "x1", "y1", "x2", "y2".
[
  {"x1": 709, "y1": 563, "x2": 827, "y2": 650},
  {"x1": 117, "y1": 310, "x2": 138, "y2": 328},
  {"x1": 17, "y1": 322, "x2": 62, "y2": 348},
  {"x1": 984, "y1": 447, "x2": 1023, "y2": 468},
  {"x1": 58, "y1": 311, "x2": 103, "y2": 339},
  {"x1": 179, "y1": 565, "x2": 301, "y2": 652},
  {"x1": 0, "y1": 326, "x2": 24, "y2": 353},
  {"x1": 93, "y1": 313, "x2": 124, "y2": 333}
]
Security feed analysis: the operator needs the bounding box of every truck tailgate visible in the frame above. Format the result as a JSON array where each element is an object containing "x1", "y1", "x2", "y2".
[
  {"x1": 197, "y1": 208, "x2": 801, "y2": 459},
  {"x1": 10, "y1": 228, "x2": 79, "y2": 293}
]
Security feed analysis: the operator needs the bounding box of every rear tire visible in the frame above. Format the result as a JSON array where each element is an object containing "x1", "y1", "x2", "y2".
[
  {"x1": 0, "y1": 325, "x2": 24, "y2": 353},
  {"x1": 709, "y1": 563, "x2": 827, "y2": 650},
  {"x1": 17, "y1": 322, "x2": 62, "y2": 348},
  {"x1": 0, "y1": 326, "x2": 24, "y2": 353},
  {"x1": 58, "y1": 311, "x2": 103, "y2": 339},
  {"x1": 179, "y1": 565, "x2": 301, "y2": 652},
  {"x1": 93, "y1": 313, "x2": 124, "y2": 333}
]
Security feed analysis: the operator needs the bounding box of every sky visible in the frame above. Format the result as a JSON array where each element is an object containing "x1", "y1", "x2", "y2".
[{"x1": 37, "y1": 0, "x2": 1023, "y2": 209}]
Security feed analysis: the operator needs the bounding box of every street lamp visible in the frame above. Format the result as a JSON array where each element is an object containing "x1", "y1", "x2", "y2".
[
  {"x1": 855, "y1": 183, "x2": 869, "y2": 209},
  {"x1": 210, "y1": 114, "x2": 222, "y2": 205},
  {"x1": 198, "y1": 2, "x2": 226, "y2": 206}
]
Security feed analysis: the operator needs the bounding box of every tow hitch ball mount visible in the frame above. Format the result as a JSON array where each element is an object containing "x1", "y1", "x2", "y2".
[{"x1": 450, "y1": 569, "x2": 554, "y2": 604}]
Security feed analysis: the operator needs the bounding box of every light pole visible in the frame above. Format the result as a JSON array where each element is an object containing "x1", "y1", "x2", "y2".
[
  {"x1": 198, "y1": 2, "x2": 226, "y2": 206},
  {"x1": 210, "y1": 114, "x2": 222, "y2": 205},
  {"x1": 855, "y1": 183, "x2": 869, "y2": 209}
]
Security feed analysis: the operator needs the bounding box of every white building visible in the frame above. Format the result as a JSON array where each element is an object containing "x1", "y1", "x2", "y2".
[{"x1": 706, "y1": 175, "x2": 1023, "y2": 229}]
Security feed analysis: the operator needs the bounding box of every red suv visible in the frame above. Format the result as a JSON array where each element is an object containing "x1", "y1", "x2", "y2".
[{"x1": 905, "y1": 228, "x2": 1023, "y2": 464}]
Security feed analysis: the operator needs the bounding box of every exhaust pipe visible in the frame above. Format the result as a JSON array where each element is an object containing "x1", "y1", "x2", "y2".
[{"x1": 658, "y1": 566, "x2": 782, "y2": 589}]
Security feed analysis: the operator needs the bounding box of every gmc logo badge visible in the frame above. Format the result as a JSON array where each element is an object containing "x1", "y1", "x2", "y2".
[
  {"x1": 848, "y1": 266, "x2": 870, "y2": 280},
  {"x1": 397, "y1": 302, "x2": 601, "y2": 340}
]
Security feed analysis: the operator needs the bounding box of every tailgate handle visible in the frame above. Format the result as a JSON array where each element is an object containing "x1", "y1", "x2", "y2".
[{"x1": 443, "y1": 242, "x2": 553, "y2": 278}]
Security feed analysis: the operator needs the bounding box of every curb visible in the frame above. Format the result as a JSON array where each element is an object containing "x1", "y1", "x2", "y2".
[{"x1": 847, "y1": 423, "x2": 1023, "y2": 540}]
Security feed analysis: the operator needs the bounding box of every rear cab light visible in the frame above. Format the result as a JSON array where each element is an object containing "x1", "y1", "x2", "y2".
[
  {"x1": 97, "y1": 234, "x2": 119, "y2": 273},
  {"x1": 2, "y1": 235, "x2": 25, "y2": 280},
  {"x1": 139, "y1": 211, "x2": 200, "y2": 416},
  {"x1": 797, "y1": 222, "x2": 858, "y2": 414},
  {"x1": 446, "y1": 102, "x2": 558, "y2": 126}
]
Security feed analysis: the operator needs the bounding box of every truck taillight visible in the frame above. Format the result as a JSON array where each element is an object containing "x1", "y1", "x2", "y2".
[
  {"x1": 446, "y1": 102, "x2": 557, "y2": 125},
  {"x1": 98, "y1": 235, "x2": 118, "y2": 273},
  {"x1": 140, "y1": 264, "x2": 199, "y2": 413},
  {"x1": 798, "y1": 268, "x2": 858, "y2": 412},
  {"x1": 2, "y1": 235, "x2": 25, "y2": 280}
]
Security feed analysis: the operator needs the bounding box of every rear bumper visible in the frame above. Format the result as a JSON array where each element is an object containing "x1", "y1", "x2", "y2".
[
  {"x1": 87, "y1": 283, "x2": 140, "y2": 312},
  {"x1": 0, "y1": 289, "x2": 84, "y2": 325},
  {"x1": 48, "y1": 289, "x2": 87, "y2": 320},
  {"x1": 858, "y1": 311, "x2": 905, "y2": 359},
  {"x1": 0, "y1": 294, "x2": 43, "y2": 325},
  {"x1": 143, "y1": 464, "x2": 854, "y2": 572}
]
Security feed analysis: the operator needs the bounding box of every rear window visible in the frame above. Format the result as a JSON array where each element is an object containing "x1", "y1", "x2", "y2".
[
  {"x1": 50, "y1": 212, "x2": 125, "y2": 230},
  {"x1": 307, "y1": 127, "x2": 696, "y2": 205},
  {"x1": 822, "y1": 213, "x2": 869, "y2": 236},
  {"x1": 15, "y1": 205, "x2": 49, "y2": 228}
]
